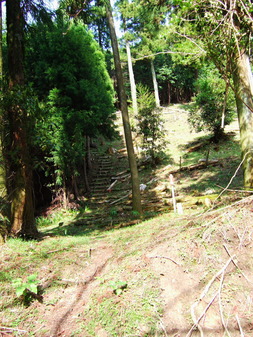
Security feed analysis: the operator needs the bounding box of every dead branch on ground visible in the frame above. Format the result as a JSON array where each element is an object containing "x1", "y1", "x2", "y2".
[
  {"x1": 186, "y1": 255, "x2": 235, "y2": 337},
  {"x1": 149, "y1": 255, "x2": 181, "y2": 266}
]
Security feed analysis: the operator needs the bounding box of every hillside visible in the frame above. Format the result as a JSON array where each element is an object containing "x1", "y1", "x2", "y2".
[{"x1": 1, "y1": 105, "x2": 253, "y2": 337}]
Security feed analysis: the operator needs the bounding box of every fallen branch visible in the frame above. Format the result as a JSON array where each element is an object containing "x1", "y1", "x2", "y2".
[
  {"x1": 107, "y1": 180, "x2": 117, "y2": 192},
  {"x1": 187, "y1": 291, "x2": 219, "y2": 337},
  {"x1": 111, "y1": 173, "x2": 130, "y2": 181},
  {"x1": 186, "y1": 142, "x2": 208, "y2": 153},
  {"x1": 193, "y1": 195, "x2": 253, "y2": 225},
  {"x1": 215, "y1": 151, "x2": 251, "y2": 201},
  {"x1": 218, "y1": 271, "x2": 232, "y2": 337},
  {"x1": 236, "y1": 314, "x2": 245, "y2": 337},
  {"x1": 169, "y1": 160, "x2": 221, "y2": 175},
  {"x1": 0, "y1": 327, "x2": 27, "y2": 333},
  {"x1": 200, "y1": 255, "x2": 235, "y2": 300},
  {"x1": 223, "y1": 244, "x2": 252, "y2": 284},
  {"x1": 159, "y1": 319, "x2": 169, "y2": 337},
  {"x1": 109, "y1": 191, "x2": 131, "y2": 205},
  {"x1": 215, "y1": 184, "x2": 253, "y2": 194},
  {"x1": 186, "y1": 256, "x2": 235, "y2": 337},
  {"x1": 149, "y1": 255, "x2": 181, "y2": 266},
  {"x1": 59, "y1": 279, "x2": 87, "y2": 285},
  {"x1": 47, "y1": 248, "x2": 68, "y2": 254}
]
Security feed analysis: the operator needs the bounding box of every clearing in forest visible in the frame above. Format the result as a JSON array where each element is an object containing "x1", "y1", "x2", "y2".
[{"x1": 1, "y1": 105, "x2": 252, "y2": 337}]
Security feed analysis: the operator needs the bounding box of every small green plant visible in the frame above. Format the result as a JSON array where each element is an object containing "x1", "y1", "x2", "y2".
[
  {"x1": 131, "y1": 210, "x2": 140, "y2": 219},
  {"x1": 109, "y1": 208, "x2": 118, "y2": 218},
  {"x1": 12, "y1": 274, "x2": 41, "y2": 306},
  {"x1": 109, "y1": 280, "x2": 127, "y2": 295}
]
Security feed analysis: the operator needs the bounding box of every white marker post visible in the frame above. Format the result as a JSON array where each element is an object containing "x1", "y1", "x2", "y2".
[{"x1": 169, "y1": 174, "x2": 177, "y2": 213}]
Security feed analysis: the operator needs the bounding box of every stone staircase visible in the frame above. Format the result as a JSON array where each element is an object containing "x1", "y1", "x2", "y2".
[{"x1": 90, "y1": 155, "x2": 113, "y2": 204}]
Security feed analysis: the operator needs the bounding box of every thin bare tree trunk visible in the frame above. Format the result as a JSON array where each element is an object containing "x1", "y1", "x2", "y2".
[
  {"x1": 83, "y1": 158, "x2": 90, "y2": 194},
  {"x1": 221, "y1": 81, "x2": 229, "y2": 130},
  {"x1": 106, "y1": 0, "x2": 142, "y2": 214},
  {"x1": 86, "y1": 136, "x2": 92, "y2": 171},
  {"x1": 62, "y1": 180, "x2": 68, "y2": 210},
  {"x1": 126, "y1": 40, "x2": 138, "y2": 115},
  {"x1": 151, "y1": 59, "x2": 160, "y2": 107},
  {"x1": 232, "y1": 52, "x2": 253, "y2": 188},
  {"x1": 168, "y1": 82, "x2": 171, "y2": 105}
]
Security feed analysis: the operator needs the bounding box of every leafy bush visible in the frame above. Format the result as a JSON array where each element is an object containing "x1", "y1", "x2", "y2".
[
  {"x1": 136, "y1": 84, "x2": 166, "y2": 164},
  {"x1": 12, "y1": 274, "x2": 41, "y2": 306},
  {"x1": 188, "y1": 66, "x2": 235, "y2": 141},
  {"x1": 25, "y1": 17, "x2": 116, "y2": 198}
]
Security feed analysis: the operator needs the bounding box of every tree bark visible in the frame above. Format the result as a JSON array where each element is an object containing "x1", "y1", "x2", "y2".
[
  {"x1": 86, "y1": 135, "x2": 92, "y2": 171},
  {"x1": 0, "y1": 0, "x2": 2, "y2": 87},
  {"x1": 106, "y1": 0, "x2": 142, "y2": 214},
  {"x1": 126, "y1": 39, "x2": 138, "y2": 116},
  {"x1": 6, "y1": 0, "x2": 37, "y2": 236},
  {"x1": 83, "y1": 157, "x2": 90, "y2": 194},
  {"x1": 0, "y1": 0, "x2": 6, "y2": 199},
  {"x1": 168, "y1": 82, "x2": 171, "y2": 105},
  {"x1": 150, "y1": 59, "x2": 160, "y2": 108},
  {"x1": 232, "y1": 52, "x2": 253, "y2": 188}
]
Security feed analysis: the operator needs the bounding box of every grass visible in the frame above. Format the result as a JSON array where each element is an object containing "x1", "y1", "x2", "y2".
[
  {"x1": 1, "y1": 198, "x2": 253, "y2": 335},
  {"x1": 1, "y1": 104, "x2": 252, "y2": 336},
  {"x1": 83, "y1": 270, "x2": 161, "y2": 336}
]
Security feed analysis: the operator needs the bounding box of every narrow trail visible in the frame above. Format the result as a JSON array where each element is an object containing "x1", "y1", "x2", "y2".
[{"x1": 44, "y1": 245, "x2": 114, "y2": 337}]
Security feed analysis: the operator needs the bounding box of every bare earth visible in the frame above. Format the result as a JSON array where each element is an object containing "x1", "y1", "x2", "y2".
[{"x1": 1, "y1": 106, "x2": 253, "y2": 337}]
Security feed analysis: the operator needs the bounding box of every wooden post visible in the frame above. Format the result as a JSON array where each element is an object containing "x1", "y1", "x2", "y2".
[{"x1": 169, "y1": 174, "x2": 177, "y2": 213}]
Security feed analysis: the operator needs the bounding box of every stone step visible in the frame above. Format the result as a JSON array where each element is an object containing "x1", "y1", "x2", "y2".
[
  {"x1": 93, "y1": 187, "x2": 109, "y2": 191},
  {"x1": 93, "y1": 182, "x2": 108, "y2": 187}
]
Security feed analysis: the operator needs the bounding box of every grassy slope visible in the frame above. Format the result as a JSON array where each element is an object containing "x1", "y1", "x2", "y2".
[{"x1": 1, "y1": 105, "x2": 252, "y2": 336}]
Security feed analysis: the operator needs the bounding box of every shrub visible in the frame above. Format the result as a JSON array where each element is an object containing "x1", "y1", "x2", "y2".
[
  {"x1": 135, "y1": 84, "x2": 166, "y2": 165},
  {"x1": 188, "y1": 66, "x2": 235, "y2": 142}
]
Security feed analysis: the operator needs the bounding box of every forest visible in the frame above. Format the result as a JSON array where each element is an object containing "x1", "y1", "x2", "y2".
[
  {"x1": 0, "y1": 1, "x2": 253, "y2": 336},
  {"x1": 0, "y1": 0, "x2": 252, "y2": 238}
]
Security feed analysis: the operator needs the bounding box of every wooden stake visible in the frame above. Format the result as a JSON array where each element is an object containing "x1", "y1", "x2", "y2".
[{"x1": 170, "y1": 174, "x2": 177, "y2": 213}]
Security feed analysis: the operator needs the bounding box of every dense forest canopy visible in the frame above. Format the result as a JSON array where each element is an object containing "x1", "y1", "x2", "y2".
[{"x1": 0, "y1": 0, "x2": 253, "y2": 237}]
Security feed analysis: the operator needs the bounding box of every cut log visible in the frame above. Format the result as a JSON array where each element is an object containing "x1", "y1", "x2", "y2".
[
  {"x1": 107, "y1": 180, "x2": 117, "y2": 192},
  {"x1": 186, "y1": 142, "x2": 208, "y2": 152},
  {"x1": 169, "y1": 160, "x2": 222, "y2": 174},
  {"x1": 111, "y1": 173, "x2": 131, "y2": 181}
]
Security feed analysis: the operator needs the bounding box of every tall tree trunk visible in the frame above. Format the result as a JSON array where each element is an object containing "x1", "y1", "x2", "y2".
[
  {"x1": 150, "y1": 59, "x2": 160, "y2": 108},
  {"x1": 0, "y1": 0, "x2": 6, "y2": 198},
  {"x1": 232, "y1": 52, "x2": 253, "y2": 188},
  {"x1": 6, "y1": 0, "x2": 37, "y2": 236},
  {"x1": 0, "y1": 0, "x2": 2, "y2": 88},
  {"x1": 126, "y1": 39, "x2": 138, "y2": 116},
  {"x1": 83, "y1": 157, "x2": 90, "y2": 194},
  {"x1": 168, "y1": 82, "x2": 171, "y2": 105},
  {"x1": 106, "y1": 0, "x2": 142, "y2": 214},
  {"x1": 86, "y1": 135, "x2": 92, "y2": 171}
]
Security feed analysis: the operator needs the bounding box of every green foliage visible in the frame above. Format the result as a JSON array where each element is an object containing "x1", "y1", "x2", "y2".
[
  {"x1": 188, "y1": 66, "x2": 235, "y2": 141},
  {"x1": 108, "y1": 280, "x2": 128, "y2": 295},
  {"x1": 25, "y1": 16, "x2": 116, "y2": 192},
  {"x1": 109, "y1": 208, "x2": 118, "y2": 218},
  {"x1": 136, "y1": 84, "x2": 166, "y2": 164},
  {"x1": 155, "y1": 53, "x2": 198, "y2": 104},
  {"x1": 12, "y1": 274, "x2": 39, "y2": 305},
  {"x1": 0, "y1": 85, "x2": 41, "y2": 184}
]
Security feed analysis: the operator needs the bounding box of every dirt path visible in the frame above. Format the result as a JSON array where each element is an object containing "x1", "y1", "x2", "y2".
[
  {"x1": 2, "y1": 105, "x2": 252, "y2": 337},
  {"x1": 37, "y1": 244, "x2": 114, "y2": 337}
]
